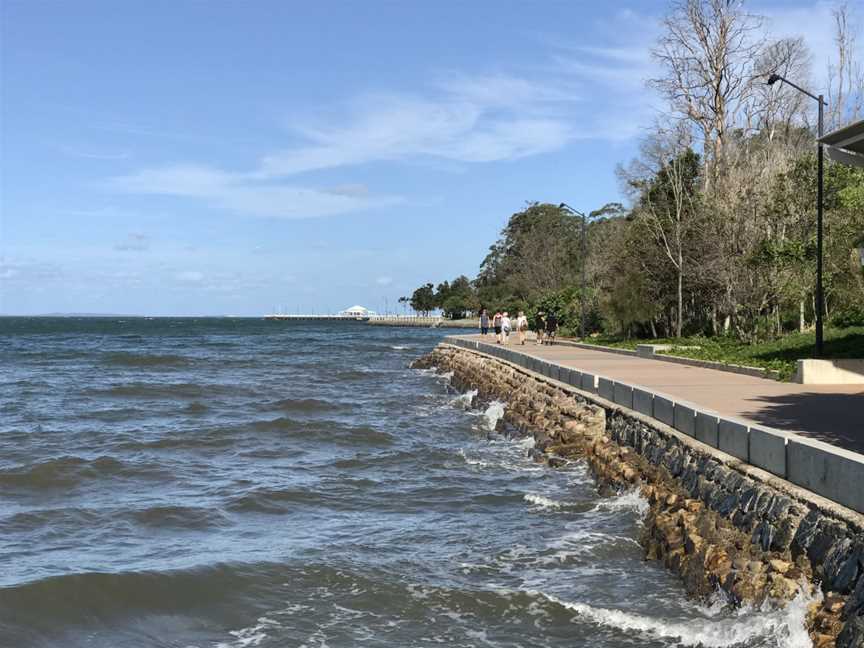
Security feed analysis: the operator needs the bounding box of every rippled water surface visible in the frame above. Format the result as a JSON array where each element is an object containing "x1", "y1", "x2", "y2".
[{"x1": 0, "y1": 318, "x2": 813, "y2": 647}]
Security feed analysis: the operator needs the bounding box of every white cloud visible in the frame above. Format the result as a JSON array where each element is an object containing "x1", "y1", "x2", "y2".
[{"x1": 376, "y1": 276, "x2": 393, "y2": 286}]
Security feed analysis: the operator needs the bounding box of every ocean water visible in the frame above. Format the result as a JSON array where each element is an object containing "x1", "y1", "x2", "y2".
[{"x1": 0, "y1": 318, "x2": 814, "y2": 648}]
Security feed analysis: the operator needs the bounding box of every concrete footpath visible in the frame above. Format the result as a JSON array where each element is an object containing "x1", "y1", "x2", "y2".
[{"x1": 455, "y1": 334, "x2": 864, "y2": 455}]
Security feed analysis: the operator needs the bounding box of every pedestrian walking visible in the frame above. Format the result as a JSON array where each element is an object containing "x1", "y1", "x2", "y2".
[
  {"x1": 501, "y1": 312, "x2": 512, "y2": 344},
  {"x1": 516, "y1": 311, "x2": 529, "y2": 345},
  {"x1": 545, "y1": 311, "x2": 559, "y2": 345},
  {"x1": 534, "y1": 311, "x2": 546, "y2": 345},
  {"x1": 479, "y1": 308, "x2": 490, "y2": 336},
  {"x1": 492, "y1": 311, "x2": 503, "y2": 343}
]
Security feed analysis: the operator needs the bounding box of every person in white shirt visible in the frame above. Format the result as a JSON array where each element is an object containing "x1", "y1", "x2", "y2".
[
  {"x1": 501, "y1": 312, "x2": 512, "y2": 344},
  {"x1": 515, "y1": 311, "x2": 529, "y2": 345}
]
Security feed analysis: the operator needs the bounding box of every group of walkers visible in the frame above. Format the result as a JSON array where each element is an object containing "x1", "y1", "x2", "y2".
[{"x1": 478, "y1": 308, "x2": 558, "y2": 345}]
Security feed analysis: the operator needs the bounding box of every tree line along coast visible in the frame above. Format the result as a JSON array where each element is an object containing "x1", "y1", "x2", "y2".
[{"x1": 403, "y1": 0, "x2": 864, "y2": 377}]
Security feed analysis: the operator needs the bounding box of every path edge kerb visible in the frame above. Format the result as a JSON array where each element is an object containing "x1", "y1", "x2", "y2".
[
  {"x1": 553, "y1": 339, "x2": 780, "y2": 381},
  {"x1": 441, "y1": 337, "x2": 864, "y2": 524}
]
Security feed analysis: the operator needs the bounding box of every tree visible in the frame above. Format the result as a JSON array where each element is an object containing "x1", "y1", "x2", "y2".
[
  {"x1": 651, "y1": 0, "x2": 764, "y2": 182},
  {"x1": 435, "y1": 275, "x2": 477, "y2": 319},
  {"x1": 477, "y1": 202, "x2": 582, "y2": 305},
  {"x1": 410, "y1": 283, "x2": 436, "y2": 316},
  {"x1": 623, "y1": 128, "x2": 702, "y2": 337}
]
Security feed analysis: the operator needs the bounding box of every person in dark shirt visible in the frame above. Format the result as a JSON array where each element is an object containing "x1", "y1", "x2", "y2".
[
  {"x1": 545, "y1": 311, "x2": 559, "y2": 345},
  {"x1": 534, "y1": 311, "x2": 545, "y2": 345}
]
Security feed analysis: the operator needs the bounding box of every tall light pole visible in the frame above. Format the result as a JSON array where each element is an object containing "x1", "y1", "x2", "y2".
[
  {"x1": 559, "y1": 202, "x2": 587, "y2": 340},
  {"x1": 767, "y1": 73, "x2": 827, "y2": 357}
]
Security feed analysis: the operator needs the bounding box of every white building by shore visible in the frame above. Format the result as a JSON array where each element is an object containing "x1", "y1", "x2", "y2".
[{"x1": 338, "y1": 305, "x2": 377, "y2": 318}]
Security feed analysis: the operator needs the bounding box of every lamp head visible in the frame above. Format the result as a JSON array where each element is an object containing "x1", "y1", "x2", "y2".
[{"x1": 767, "y1": 73, "x2": 781, "y2": 86}]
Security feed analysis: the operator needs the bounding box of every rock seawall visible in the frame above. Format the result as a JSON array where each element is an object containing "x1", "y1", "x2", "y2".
[{"x1": 413, "y1": 343, "x2": 864, "y2": 647}]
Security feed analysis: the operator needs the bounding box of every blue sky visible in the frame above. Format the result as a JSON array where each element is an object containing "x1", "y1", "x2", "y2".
[{"x1": 0, "y1": 0, "x2": 851, "y2": 315}]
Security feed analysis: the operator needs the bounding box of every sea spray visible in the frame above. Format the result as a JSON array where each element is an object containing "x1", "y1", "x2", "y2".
[
  {"x1": 590, "y1": 489, "x2": 650, "y2": 518},
  {"x1": 450, "y1": 389, "x2": 478, "y2": 410},
  {"x1": 481, "y1": 400, "x2": 506, "y2": 432}
]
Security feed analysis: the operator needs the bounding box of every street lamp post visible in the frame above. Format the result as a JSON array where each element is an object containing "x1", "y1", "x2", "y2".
[
  {"x1": 767, "y1": 73, "x2": 827, "y2": 357},
  {"x1": 559, "y1": 203, "x2": 587, "y2": 340}
]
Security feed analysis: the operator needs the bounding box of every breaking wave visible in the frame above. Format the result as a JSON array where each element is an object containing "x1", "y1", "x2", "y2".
[{"x1": 531, "y1": 589, "x2": 815, "y2": 648}]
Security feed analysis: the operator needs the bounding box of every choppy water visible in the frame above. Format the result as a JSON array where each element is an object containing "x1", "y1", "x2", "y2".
[{"x1": 0, "y1": 318, "x2": 814, "y2": 647}]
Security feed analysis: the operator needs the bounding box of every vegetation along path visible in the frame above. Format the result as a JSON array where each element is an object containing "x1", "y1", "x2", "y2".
[{"x1": 456, "y1": 334, "x2": 864, "y2": 454}]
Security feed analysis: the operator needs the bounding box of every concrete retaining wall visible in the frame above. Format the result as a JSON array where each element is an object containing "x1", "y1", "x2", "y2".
[
  {"x1": 424, "y1": 341, "x2": 864, "y2": 647},
  {"x1": 796, "y1": 358, "x2": 864, "y2": 385},
  {"x1": 445, "y1": 336, "x2": 864, "y2": 517}
]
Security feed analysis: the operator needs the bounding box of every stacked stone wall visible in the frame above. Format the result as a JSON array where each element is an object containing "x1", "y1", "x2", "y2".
[{"x1": 413, "y1": 343, "x2": 864, "y2": 648}]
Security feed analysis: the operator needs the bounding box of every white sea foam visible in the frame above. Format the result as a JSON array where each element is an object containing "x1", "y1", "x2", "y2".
[
  {"x1": 459, "y1": 448, "x2": 544, "y2": 474},
  {"x1": 531, "y1": 588, "x2": 817, "y2": 648},
  {"x1": 481, "y1": 401, "x2": 506, "y2": 431},
  {"x1": 390, "y1": 345, "x2": 410, "y2": 350},
  {"x1": 216, "y1": 615, "x2": 281, "y2": 648},
  {"x1": 524, "y1": 493, "x2": 564, "y2": 510},
  {"x1": 590, "y1": 489, "x2": 649, "y2": 517},
  {"x1": 516, "y1": 435, "x2": 536, "y2": 450},
  {"x1": 450, "y1": 389, "x2": 478, "y2": 410}
]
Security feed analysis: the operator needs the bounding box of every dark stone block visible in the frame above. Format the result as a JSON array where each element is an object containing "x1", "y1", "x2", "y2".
[
  {"x1": 825, "y1": 539, "x2": 858, "y2": 594},
  {"x1": 837, "y1": 613, "x2": 864, "y2": 648},
  {"x1": 767, "y1": 495, "x2": 792, "y2": 522},
  {"x1": 844, "y1": 574, "x2": 864, "y2": 619},
  {"x1": 752, "y1": 521, "x2": 775, "y2": 552},
  {"x1": 809, "y1": 521, "x2": 848, "y2": 566},
  {"x1": 717, "y1": 492, "x2": 739, "y2": 517},
  {"x1": 754, "y1": 491, "x2": 773, "y2": 516},
  {"x1": 726, "y1": 472, "x2": 746, "y2": 493},
  {"x1": 738, "y1": 487, "x2": 758, "y2": 513},
  {"x1": 792, "y1": 510, "x2": 822, "y2": 558}
]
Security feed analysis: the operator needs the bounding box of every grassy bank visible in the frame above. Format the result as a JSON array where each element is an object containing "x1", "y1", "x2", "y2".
[{"x1": 573, "y1": 327, "x2": 864, "y2": 381}]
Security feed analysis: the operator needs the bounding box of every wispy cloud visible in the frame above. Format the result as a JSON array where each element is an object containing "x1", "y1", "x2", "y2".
[
  {"x1": 109, "y1": 164, "x2": 402, "y2": 219},
  {"x1": 114, "y1": 232, "x2": 150, "y2": 252},
  {"x1": 175, "y1": 270, "x2": 205, "y2": 282},
  {"x1": 60, "y1": 146, "x2": 132, "y2": 161},
  {"x1": 0, "y1": 257, "x2": 64, "y2": 284},
  {"x1": 105, "y1": 39, "x2": 681, "y2": 219},
  {"x1": 105, "y1": 69, "x2": 590, "y2": 218}
]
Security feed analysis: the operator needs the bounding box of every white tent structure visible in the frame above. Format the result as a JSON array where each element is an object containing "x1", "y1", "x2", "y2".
[
  {"x1": 820, "y1": 119, "x2": 864, "y2": 167},
  {"x1": 338, "y1": 305, "x2": 376, "y2": 318}
]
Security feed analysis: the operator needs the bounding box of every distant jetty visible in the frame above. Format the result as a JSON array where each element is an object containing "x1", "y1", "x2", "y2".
[
  {"x1": 264, "y1": 314, "x2": 369, "y2": 321},
  {"x1": 263, "y1": 313, "x2": 477, "y2": 328},
  {"x1": 367, "y1": 316, "x2": 475, "y2": 329}
]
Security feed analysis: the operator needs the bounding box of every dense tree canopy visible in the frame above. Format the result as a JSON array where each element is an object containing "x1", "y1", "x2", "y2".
[{"x1": 406, "y1": 0, "x2": 864, "y2": 342}]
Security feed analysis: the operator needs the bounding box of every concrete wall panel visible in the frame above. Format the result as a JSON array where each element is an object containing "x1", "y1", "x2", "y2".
[
  {"x1": 749, "y1": 426, "x2": 789, "y2": 478},
  {"x1": 654, "y1": 396, "x2": 674, "y2": 426},
  {"x1": 718, "y1": 419, "x2": 749, "y2": 461},
  {"x1": 674, "y1": 404, "x2": 696, "y2": 437},
  {"x1": 598, "y1": 377, "x2": 615, "y2": 401},
  {"x1": 694, "y1": 411, "x2": 719, "y2": 447},
  {"x1": 787, "y1": 437, "x2": 864, "y2": 514},
  {"x1": 614, "y1": 383, "x2": 634, "y2": 409},
  {"x1": 633, "y1": 389, "x2": 653, "y2": 417}
]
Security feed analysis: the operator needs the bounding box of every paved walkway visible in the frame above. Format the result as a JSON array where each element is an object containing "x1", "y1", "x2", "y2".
[{"x1": 454, "y1": 334, "x2": 864, "y2": 454}]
